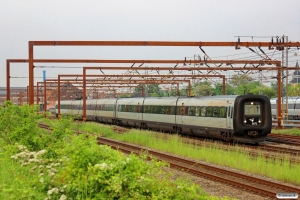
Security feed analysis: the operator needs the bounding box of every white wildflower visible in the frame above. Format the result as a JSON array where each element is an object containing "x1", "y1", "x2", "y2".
[
  {"x1": 47, "y1": 189, "x2": 53, "y2": 195},
  {"x1": 95, "y1": 163, "x2": 108, "y2": 170},
  {"x1": 59, "y1": 194, "x2": 67, "y2": 200},
  {"x1": 21, "y1": 162, "x2": 30, "y2": 166},
  {"x1": 17, "y1": 145, "x2": 27, "y2": 151},
  {"x1": 51, "y1": 168, "x2": 58, "y2": 173},
  {"x1": 37, "y1": 149, "x2": 47, "y2": 155},
  {"x1": 38, "y1": 173, "x2": 44, "y2": 177},
  {"x1": 29, "y1": 151, "x2": 36, "y2": 156},
  {"x1": 49, "y1": 172, "x2": 55, "y2": 177},
  {"x1": 40, "y1": 178, "x2": 44, "y2": 183},
  {"x1": 47, "y1": 187, "x2": 59, "y2": 195},
  {"x1": 29, "y1": 158, "x2": 40, "y2": 163},
  {"x1": 53, "y1": 188, "x2": 59, "y2": 194}
]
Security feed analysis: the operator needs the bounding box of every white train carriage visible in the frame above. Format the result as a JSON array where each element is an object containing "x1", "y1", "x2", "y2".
[
  {"x1": 270, "y1": 97, "x2": 300, "y2": 120},
  {"x1": 55, "y1": 95, "x2": 271, "y2": 143},
  {"x1": 90, "y1": 98, "x2": 118, "y2": 123},
  {"x1": 176, "y1": 96, "x2": 234, "y2": 139},
  {"x1": 115, "y1": 98, "x2": 144, "y2": 127},
  {"x1": 141, "y1": 97, "x2": 178, "y2": 131},
  {"x1": 56, "y1": 100, "x2": 83, "y2": 117}
]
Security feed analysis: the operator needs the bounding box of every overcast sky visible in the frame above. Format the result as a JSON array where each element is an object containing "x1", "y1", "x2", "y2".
[{"x1": 1, "y1": 0, "x2": 300, "y2": 87}]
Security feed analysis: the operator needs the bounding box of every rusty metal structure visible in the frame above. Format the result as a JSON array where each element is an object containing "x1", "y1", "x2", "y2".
[
  {"x1": 6, "y1": 58, "x2": 283, "y2": 101},
  {"x1": 3, "y1": 39, "x2": 297, "y2": 129},
  {"x1": 27, "y1": 40, "x2": 297, "y2": 105}
]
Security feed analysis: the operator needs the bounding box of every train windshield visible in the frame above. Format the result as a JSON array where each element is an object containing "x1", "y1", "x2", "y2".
[
  {"x1": 244, "y1": 101, "x2": 261, "y2": 126},
  {"x1": 244, "y1": 102, "x2": 261, "y2": 115}
]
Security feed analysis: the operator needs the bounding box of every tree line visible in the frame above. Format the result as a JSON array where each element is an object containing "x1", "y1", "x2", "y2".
[{"x1": 118, "y1": 74, "x2": 300, "y2": 99}]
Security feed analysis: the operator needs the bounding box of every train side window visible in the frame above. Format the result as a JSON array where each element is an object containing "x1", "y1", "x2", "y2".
[
  {"x1": 219, "y1": 107, "x2": 227, "y2": 118},
  {"x1": 207, "y1": 106, "x2": 213, "y2": 117},
  {"x1": 170, "y1": 106, "x2": 175, "y2": 115},
  {"x1": 152, "y1": 106, "x2": 156, "y2": 114},
  {"x1": 177, "y1": 106, "x2": 185, "y2": 115},
  {"x1": 227, "y1": 106, "x2": 231, "y2": 117},
  {"x1": 130, "y1": 105, "x2": 133, "y2": 112},
  {"x1": 166, "y1": 106, "x2": 170, "y2": 114},
  {"x1": 158, "y1": 106, "x2": 162, "y2": 114},
  {"x1": 162, "y1": 106, "x2": 166, "y2": 114},
  {"x1": 200, "y1": 107, "x2": 206, "y2": 117},
  {"x1": 136, "y1": 105, "x2": 140, "y2": 113},
  {"x1": 195, "y1": 107, "x2": 200, "y2": 116},
  {"x1": 213, "y1": 107, "x2": 219, "y2": 117},
  {"x1": 188, "y1": 106, "x2": 195, "y2": 116},
  {"x1": 231, "y1": 107, "x2": 233, "y2": 118}
]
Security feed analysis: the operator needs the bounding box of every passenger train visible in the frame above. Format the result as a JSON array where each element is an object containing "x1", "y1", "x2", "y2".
[
  {"x1": 270, "y1": 97, "x2": 300, "y2": 120},
  {"x1": 55, "y1": 95, "x2": 272, "y2": 144}
]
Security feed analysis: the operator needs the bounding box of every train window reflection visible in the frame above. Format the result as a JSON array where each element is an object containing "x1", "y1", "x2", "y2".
[
  {"x1": 195, "y1": 107, "x2": 200, "y2": 116},
  {"x1": 170, "y1": 106, "x2": 175, "y2": 115},
  {"x1": 213, "y1": 107, "x2": 219, "y2": 117},
  {"x1": 244, "y1": 103, "x2": 260, "y2": 115},
  {"x1": 188, "y1": 107, "x2": 195, "y2": 116},
  {"x1": 219, "y1": 107, "x2": 227, "y2": 118},
  {"x1": 200, "y1": 107, "x2": 206, "y2": 117},
  {"x1": 207, "y1": 107, "x2": 213, "y2": 117}
]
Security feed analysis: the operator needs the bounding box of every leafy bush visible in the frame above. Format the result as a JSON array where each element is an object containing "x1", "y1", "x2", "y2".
[
  {"x1": 1, "y1": 102, "x2": 228, "y2": 199},
  {"x1": 0, "y1": 101, "x2": 44, "y2": 150}
]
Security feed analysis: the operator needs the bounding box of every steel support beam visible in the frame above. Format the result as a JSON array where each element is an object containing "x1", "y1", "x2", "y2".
[
  {"x1": 29, "y1": 39, "x2": 297, "y2": 104},
  {"x1": 7, "y1": 58, "x2": 281, "y2": 102}
]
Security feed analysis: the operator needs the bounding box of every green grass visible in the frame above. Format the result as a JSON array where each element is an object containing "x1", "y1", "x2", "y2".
[
  {"x1": 0, "y1": 151, "x2": 44, "y2": 199},
  {"x1": 75, "y1": 122, "x2": 300, "y2": 186},
  {"x1": 272, "y1": 127, "x2": 300, "y2": 136}
]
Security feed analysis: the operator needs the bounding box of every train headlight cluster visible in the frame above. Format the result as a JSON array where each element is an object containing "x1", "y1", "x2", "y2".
[
  {"x1": 258, "y1": 118, "x2": 261, "y2": 124},
  {"x1": 244, "y1": 119, "x2": 247, "y2": 123}
]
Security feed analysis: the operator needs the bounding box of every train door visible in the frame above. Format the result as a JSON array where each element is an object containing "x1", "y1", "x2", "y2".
[{"x1": 226, "y1": 104, "x2": 233, "y2": 129}]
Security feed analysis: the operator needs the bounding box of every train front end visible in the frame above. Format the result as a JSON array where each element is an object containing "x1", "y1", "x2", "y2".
[{"x1": 233, "y1": 95, "x2": 272, "y2": 143}]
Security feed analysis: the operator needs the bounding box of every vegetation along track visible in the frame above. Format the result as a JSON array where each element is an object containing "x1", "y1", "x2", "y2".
[
  {"x1": 37, "y1": 123, "x2": 300, "y2": 198},
  {"x1": 179, "y1": 134, "x2": 300, "y2": 165},
  {"x1": 39, "y1": 123, "x2": 300, "y2": 164},
  {"x1": 97, "y1": 137, "x2": 300, "y2": 199}
]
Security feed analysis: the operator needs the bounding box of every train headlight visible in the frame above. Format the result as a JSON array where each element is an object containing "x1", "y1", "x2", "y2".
[
  {"x1": 258, "y1": 119, "x2": 261, "y2": 123},
  {"x1": 244, "y1": 119, "x2": 247, "y2": 123}
]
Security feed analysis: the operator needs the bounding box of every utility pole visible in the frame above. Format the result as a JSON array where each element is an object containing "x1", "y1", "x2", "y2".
[{"x1": 285, "y1": 36, "x2": 289, "y2": 123}]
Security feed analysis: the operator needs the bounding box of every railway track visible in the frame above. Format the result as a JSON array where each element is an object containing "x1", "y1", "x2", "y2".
[
  {"x1": 267, "y1": 133, "x2": 300, "y2": 146},
  {"x1": 97, "y1": 137, "x2": 300, "y2": 199}
]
